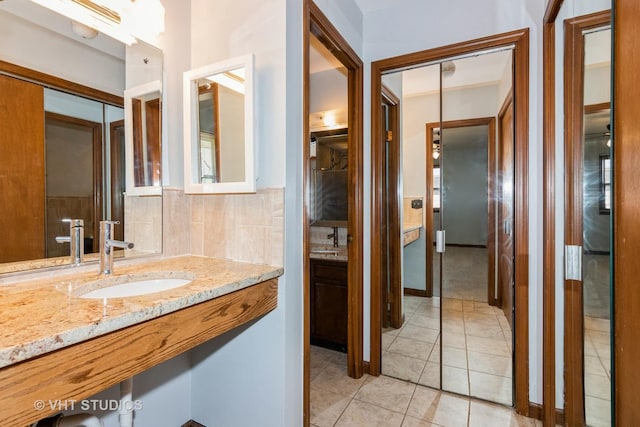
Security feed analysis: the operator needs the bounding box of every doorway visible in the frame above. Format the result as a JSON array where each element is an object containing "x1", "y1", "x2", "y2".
[
  {"x1": 303, "y1": 0, "x2": 364, "y2": 425},
  {"x1": 371, "y1": 28, "x2": 530, "y2": 414}
]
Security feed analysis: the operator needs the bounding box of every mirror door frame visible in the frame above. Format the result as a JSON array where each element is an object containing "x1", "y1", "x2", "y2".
[
  {"x1": 370, "y1": 28, "x2": 530, "y2": 415},
  {"x1": 563, "y1": 10, "x2": 611, "y2": 427},
  {"x1": 303, "y1": 0, "x2": 364, "y2": 425}
]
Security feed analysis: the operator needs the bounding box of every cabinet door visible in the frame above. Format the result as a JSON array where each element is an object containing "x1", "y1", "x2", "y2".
[
  {"x1": 0, "y1": 75, "x2": 45, "y2": 262},
  {"x1": 310, "y1": 260, "x2": 348, "y2": 350}
]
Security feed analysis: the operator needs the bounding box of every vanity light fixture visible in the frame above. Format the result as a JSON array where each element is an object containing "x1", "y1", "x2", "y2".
[
  {"x1": 605, "y1": 123, "x2": 611, "y2": 147},
  {"x1": 432, "y1": 141, "x2": 440, "y2": 159},
  {"x1": 29, "y1": 0, "x2": 164, "y2": 45}
]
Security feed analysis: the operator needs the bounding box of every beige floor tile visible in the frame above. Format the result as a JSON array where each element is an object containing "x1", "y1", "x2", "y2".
[
  {"x1": 585, "y1": 395, "x2": 612, "y2": 427},
  {"x1": 382, "y1": 351, "x2": 426, "y2": 383},
  {"x1": 442, "y1": 332, "x2": 467, "y2": 350},
  {"x1": 312, "y1": 364, "x2": 368, "y2": 397},
  {"x1": 467, "y1": 351, "x2": 512, "y2": 378},
  {"x1": 384, "y1": 326, "x2": 402, "y2": 337},
  {"x1": 414, "y1": 305, "x2": 441, "y2": 319},
  {"x1": 409, "y1": 314, "x2": 441, "y2": 330},
  {"x1": 584, "y1": 339, "x2": 598, "y2": 357},
  {"x1": 442, "y1": 298, "x2": 464, "y2": 312},
  {"x1": 593, "y1": 341, "x2": 611, "y2": 360},
  {"x1": 585, "y1": 355, "x2": 608, "y2": 377},
  {"x1": 464, "y1": 322, "x2": 505, "y2": 340},
  {"x1": 383, "y1": 333, "x2": 397, "y2": 351},
  {"x1": 401, "y1": 415, "x2": 442, "y2": 426},
  {"x1": 585, "y1": 373, "x2": 611, "y2": 400},
  {"x1": 464, "y1": 312, "x2": 500, "y2": 326},
  {"x1": 310, "y1": 386, "x2": 352, "y2": 427},
  {"x1": 468, "y1": 371, "x2": 512, "y2": 405},
  {"x1": 584, "y1": 316, "x2": 610, "y2": 333},
  {"x1": 406, "y1": 386, "x2": 469, "y2": 427},
  {"x1": 389, "y1": 337, "x2": 435, "y2": 360},
  {"x1": 428, "y1": 344, "x2": 441, "y2": 363},
  {"x1": 335, "y1": 399, "x2": 404, "y2": 427},
  {"x1": 355, "y1": 375, "x2": 416, "y2": 413},
  {"x1": 589, "y1": 330, "x2": 612, "y2": 345},
  {"x1": 399, "y1": 324, "x2": 441, "y2": 343},
  {"x1": 442, "y1": 365, "x2": 470, "y2": 395},
  {"x1": 466, "y1": 335, "x2": 511, "y2": 357},
  {"x1": 418, "y1": 362, "x2": 441, "y2": 389},
  {"x1": 468, "y1": 400, "x2": 534, "y2": 427},
  {"x1": 442, "y1": 346, "x2": 468, "y2": 369}
]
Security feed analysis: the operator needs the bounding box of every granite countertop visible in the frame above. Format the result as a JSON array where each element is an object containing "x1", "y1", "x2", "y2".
[
  {"x1": 0, "y1": 255, "x2": 283, "y2": 369},
  {"x1": 310, "y1": 245, "x2": 348, "y2": 262}
]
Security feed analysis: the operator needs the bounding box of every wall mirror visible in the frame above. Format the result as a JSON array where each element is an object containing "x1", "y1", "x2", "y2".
[
  {"x1": 183, "y1": 54, "x2": 255, "y2": 194},
  {"x1": 0, "y1": 1, "x2": 164, "y2": 274},
  {"x1": 309, "y1": 128, "x2": 348, "y2": 226},
  {"x1": 125, "y1": 80, "x2": 163, "y2": 195}
]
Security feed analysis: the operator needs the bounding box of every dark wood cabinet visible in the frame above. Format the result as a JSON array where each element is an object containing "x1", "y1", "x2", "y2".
[{"x1": 310, "y1": 258, "x2": 348, "y2": 352}]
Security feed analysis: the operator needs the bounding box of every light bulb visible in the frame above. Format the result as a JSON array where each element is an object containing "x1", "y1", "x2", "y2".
[{"x1": 433, "y1": 150, "x2": 440, "y2": 160}]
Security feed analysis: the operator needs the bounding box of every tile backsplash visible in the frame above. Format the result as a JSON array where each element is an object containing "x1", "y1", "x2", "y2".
[{"x1": 163, "y1": 187, "x2": 284, "y2": 266}]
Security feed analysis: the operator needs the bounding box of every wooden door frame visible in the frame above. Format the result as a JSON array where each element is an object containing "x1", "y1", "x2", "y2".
[
  {"x1": 562, "y1": 11, "x2": 611, "y2": 427},
  {"x1": 44, "y1": 112, "x2": 103, "y2": 253},
  {"x1": 110, "y1": 119, "x2": 126, "y2": 242},
  {"x1": 370, "y1": 28, "x2": 530, "y2": 415},
  {"x1": 380, "y1": 85, "x2": 402, "y2": 329},
  {"x1": 424, "y1": 117, "x2": 496, "y2": 305},
  {"x1": 303, "y1": 0, "x2": 364, "y2": 425}
]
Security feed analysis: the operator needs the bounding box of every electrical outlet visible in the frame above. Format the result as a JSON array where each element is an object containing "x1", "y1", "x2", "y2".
[{"x1": 411, "y1": 199, "x2": 422, "y2": 209}]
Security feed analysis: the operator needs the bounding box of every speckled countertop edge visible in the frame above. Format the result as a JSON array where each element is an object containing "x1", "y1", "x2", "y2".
[{"x1": 0, "y1": 255, "x2": 283, "y2": 369}]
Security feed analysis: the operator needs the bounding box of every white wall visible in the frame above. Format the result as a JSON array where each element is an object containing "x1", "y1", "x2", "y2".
[
  {"x1": 363, "y1": 0, "x2": 546, "y2": 403},
  {"x1": 0, "y1": 10, "x2": 125, "y2": 95}
]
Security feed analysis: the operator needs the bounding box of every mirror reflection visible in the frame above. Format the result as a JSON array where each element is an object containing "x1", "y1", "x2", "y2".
[
  {"x1": 582, "y1": 27, "x2": 612, "y2": 427},
  {"x1": 379, "y1": 49, "x2": 514, "y2": 407},
  {"x1": 310, "y1": 129, "x2": 348, "y2": 226},
  {"x1": 131, "y1": 88, "x2": 162, "y2": 187},
  {"x1": 0, "y1": 1, "x2": 163, "y2": 272},
  {"x1": 197, "y1": 67, "x2": 246, "y2": 184},
  {"x1": 183, "y1": 56, "x2": 254, "y2": 194}
]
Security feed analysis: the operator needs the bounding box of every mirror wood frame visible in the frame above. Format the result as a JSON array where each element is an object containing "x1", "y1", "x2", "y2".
[
  {"x1": 542, "y1": 3, "x2": 612, "y2": 425},
  {"x1": 370, "y1": 28, "x2": 530, "y2": 415},
  {"x1": 182, "y1": 54, "x2": 255, "y2": 194}
]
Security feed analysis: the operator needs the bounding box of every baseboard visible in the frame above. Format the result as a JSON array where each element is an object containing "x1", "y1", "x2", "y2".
[
  {"x1": 404, "y1": 288, "x2": 427, "y2": 297},
  {"x1": 528, "y1": 402, "x2": 565, "y2": 425},
  {"x1": 181, "y1": 420, "x2": 206, "y2": 427}
]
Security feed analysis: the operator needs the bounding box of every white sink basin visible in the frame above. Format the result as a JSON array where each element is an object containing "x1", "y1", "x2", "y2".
[{"x1": 79, "y1": 277, "x2": 193, "y2": 299}]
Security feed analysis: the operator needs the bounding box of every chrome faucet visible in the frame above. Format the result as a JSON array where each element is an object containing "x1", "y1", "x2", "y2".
[
  {"x1": 327, "y1": 226, "x2": 339, "y2": 248},
  {"x1": 99, "y1": 220, "x2": 134, "y2": 275},
  {"x1": 55, "y1": 219, "x2": 84, "y2": 265}
]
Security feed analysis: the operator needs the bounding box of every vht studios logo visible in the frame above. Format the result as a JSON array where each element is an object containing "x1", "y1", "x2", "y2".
[{"x1": 34, "y1": 399, "x2": 143, "y2": 411}]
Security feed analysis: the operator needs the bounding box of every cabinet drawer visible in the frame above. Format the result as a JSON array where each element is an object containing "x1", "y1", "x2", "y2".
[{"x1": 311, "y1": 259, "x2": 348, "y2": 282}]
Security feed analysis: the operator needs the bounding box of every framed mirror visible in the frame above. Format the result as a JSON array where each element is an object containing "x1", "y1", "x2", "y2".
[
  {"x1": 0, "y1": 1, "x2": 164, "y2": 274},
  {"x1": 183, "y1": 54, "x2": 255, "y2": 194},
  {"x1": 125, "y1": 80, "x2": 163, "y2": 196},
  {"x1": 309, "y1": 128, "x2": 348, "y2": 226}
]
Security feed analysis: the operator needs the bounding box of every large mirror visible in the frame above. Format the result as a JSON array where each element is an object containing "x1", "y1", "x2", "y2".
[
  {"x1": 183, "y1": 54, "x2": 255, "y2": 194},
  {"x1": 309, "y1": 128, "x2": 348, "y2": 226},
  {"x1": 0, "y1": 1, "x2": 164, "y2": 274}
]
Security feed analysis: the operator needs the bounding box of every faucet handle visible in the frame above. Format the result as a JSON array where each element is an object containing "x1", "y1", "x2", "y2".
[{"x1": 62, "y1": 218, "x2": 84, "y2": 227}]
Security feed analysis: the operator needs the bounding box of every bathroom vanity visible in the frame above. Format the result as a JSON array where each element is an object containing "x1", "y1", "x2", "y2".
[
  {"x1": 309, "y1": 247, "x2": 348, "y2": 352},
  {"x1": 0, "y1": 255, "x2": 282, "y2": 426}
]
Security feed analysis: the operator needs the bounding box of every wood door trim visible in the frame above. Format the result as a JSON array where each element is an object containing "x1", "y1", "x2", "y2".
[
  {"x1": 44, "y1": 112, "x2": 103, "y2": 252},
  {"x1": 371, "y1": 29, "x2": 530, "y2": 415},
  {"x1": 0, "y1": 60, "x2": 123, "y2": 107},
  {"x1": 303, "y1": 0, "x2": 364, "y2": 424},
  {"x1": 542, "y1": 2, "x2": 561, "y2": 423},
  {"x1": 563, "y1": 10, "x2": 611, "y2": 426},
  {"x1": 381, "y1": 85, "x2": 402, "y2": 328},
  {"x1": 424, "y1": 117, "x2": 496, "y2": 304},
  {"x1": 614, "y1": 0, "x2": 640, "y2": 423},
  {"x1": 110, "y1": 119, "x2": 125, "y2": 242}
]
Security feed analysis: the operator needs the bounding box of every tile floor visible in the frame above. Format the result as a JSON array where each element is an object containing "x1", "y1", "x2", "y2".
[
  {"x1": 382, "y1": 295, "x2": 513, "y2": 405},
  {"x1": 584, "y1": 316, "x2": 611, "y2": 427},
  {"x1": 310, "y1": 345, "x2": 538, "y2": 427}
]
